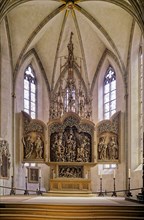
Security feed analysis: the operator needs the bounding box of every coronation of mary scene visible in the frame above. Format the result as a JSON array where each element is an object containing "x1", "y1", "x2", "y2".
[{"x1": 0, "y1": 0, "x2": 144, "y2": 210}]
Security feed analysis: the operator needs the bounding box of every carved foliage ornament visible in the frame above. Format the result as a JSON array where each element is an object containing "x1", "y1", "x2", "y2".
[
  {"x1": 23, "y1": 111, "x2": 44, "y2": 134},
  {"x1": 49, "y1": 116, "x2": 94, "y2": 136}
]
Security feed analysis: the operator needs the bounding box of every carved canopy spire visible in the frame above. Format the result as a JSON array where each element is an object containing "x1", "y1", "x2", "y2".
[
  {"x1": 67, "y1": 32, "x2": 74, "y2": 70},
  {"x1": 49, "y1": 32, "x2": 92, "y2": 120}
]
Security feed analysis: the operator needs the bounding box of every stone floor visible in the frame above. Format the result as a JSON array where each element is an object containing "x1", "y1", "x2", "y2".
[{"x1": 0, "y1": 195, "x2": 144, "y2": 206}]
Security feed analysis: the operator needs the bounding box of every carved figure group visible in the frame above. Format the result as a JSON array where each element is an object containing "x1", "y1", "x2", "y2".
[
  {"x1": 0, "y1": 140, "x2": 10, "y2": 178},
  {"x1": 98, "y1": 135, "x2": 118, "y2": 161},
  {"x1": 59, "y1": 166, "x2": 82, "y2": 178},
  {"x1": 50, "y1": 128, "x2": 91, "y2": 163},
  {"x1": 22, "y1": 134, "x2": 44, "y2": 160}
]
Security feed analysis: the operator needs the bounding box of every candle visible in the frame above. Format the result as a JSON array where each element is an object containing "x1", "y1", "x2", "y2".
[
  {"x1": 39, "y1": 169, "x2": 41, "y2": 178},
  {"x1": 128, "y1": 169, "x2": 131, "y2": 178},
  {"x1": 113, "y1": 170, "x2": 116, "y2": 178},
  {"x1": 11, "y1": 167, "x2": 13, "y2": 177},
  {"x1": 25, "y1": 168, "x2": 28, "y2": 177},
  {"x1": 100, "y1": 171, "x2": 102, "y2": 178}
]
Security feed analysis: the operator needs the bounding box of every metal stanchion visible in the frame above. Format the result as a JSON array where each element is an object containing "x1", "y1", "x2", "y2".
[
  {"x1": 10, "y1": 176, "x2": 15, "y2": 195},
  {"x1": 36, "y1": 177, "x2": 42, "y2": 195},
  {"x1": 24, "y1": 176, "x2": 29, "y2": 195},
  {"x1": 126, "y1": 177, "x2": 132, "y2": 197}
]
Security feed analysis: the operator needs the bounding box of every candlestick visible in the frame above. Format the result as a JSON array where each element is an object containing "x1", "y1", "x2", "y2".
[
  {"x1": 98, "y1": 175, "x2": 104, "y2": 196},
  {"x1": 112, "y1": 176, "x2": 117, "y2": 197}
]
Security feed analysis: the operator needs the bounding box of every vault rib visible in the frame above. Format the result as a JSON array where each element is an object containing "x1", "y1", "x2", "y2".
[
  {"x1": 51, "y1": 10, "x2": 68, "y2": 91},
  {"x1": 77, "y1": 0, "x2": 143, "y2": 33},
  {"x1": 14, "y1": 4, "x2": 66, "y2": 83},
  {"x1": 72, "y1": 10, "x2": 90, "y2": 92},
  {"x1": 75, "y1": 4, "x2": 126, "y2": 78}
]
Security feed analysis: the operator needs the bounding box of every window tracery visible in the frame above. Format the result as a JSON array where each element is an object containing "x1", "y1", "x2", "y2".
[
  {"x1": 24, "y1": 65, "x2": 37, "y2": 119},
  {"x1": 104, "y1": 66, "x2": 116, "y2": 119}
]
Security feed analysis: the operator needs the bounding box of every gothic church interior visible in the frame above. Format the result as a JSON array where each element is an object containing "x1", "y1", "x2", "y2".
[{"x1": 0, "y1": 0, "x2": 144, "y2": 202}]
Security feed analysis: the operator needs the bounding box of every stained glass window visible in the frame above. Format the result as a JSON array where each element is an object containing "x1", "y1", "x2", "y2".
[
  {"x1": 104, "y1": 66, "x2": 116, "y2": 119},
  {"x1": 24, "y1": 65, "x2": 37, "y2": 119}
]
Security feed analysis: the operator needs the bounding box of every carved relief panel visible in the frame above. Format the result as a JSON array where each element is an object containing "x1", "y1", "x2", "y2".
[
  {"x1": 48, "y1": 113, "x2": 95, "y2": 163},
  {"x1": 59, "y1": 166, "x2": 83, "y2": 178},
  {"x1": 21, "y1": 111, "x2": 46, "y2": 162},
  {"x1": 0, "y1": 139, "x2": 10, "y2": 179},
  {"x1": 97, "y1": 112, "x2": 121, "y2": 163}
]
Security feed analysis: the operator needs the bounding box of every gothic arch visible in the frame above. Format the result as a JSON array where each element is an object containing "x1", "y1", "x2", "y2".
[
  {"x1": 15, "y1": 49, "x2": 50, "y2": 121},
  {"x1": 91, "y1": 49, "x2": 126, "y2": 94},
  {"x1": 20, "y1": 49, "x2": 50, "y2": 94},
  {"x1": 91, "y1": 49, "x2": 125, "y2": 122}
]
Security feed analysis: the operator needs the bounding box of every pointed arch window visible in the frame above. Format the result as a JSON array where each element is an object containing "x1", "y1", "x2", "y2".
[
  {"x1": 104, "y1": 66, "x2": 116, "y2": 119},
  {"x1": 24, "y1": 65, "x2": 37, "y2": 119}
]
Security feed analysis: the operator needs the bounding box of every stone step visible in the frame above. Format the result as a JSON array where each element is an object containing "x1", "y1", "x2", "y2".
[
  {"x1": 0, "y1": 204, "x2": 144, "y2": 219},
  {"x1": 44, "y1": 190, "x2": 93, "y2": 197}
]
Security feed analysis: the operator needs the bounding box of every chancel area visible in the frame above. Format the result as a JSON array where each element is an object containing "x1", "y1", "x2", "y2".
[{"x1": 0, "y1": 0, "x2": 144, "y2": 219}]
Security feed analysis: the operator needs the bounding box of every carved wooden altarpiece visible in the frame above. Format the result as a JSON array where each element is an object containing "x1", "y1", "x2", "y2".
[
  {"x1": 20, "y1": 33, "x2": 122, "y2": 193},
  {"x1": 21, "y1": 111, "x2": 46, "y2": 163},
  {"x1": 96, "y1": 111, "x2": 121, "y2": 164},
  {"x1": 46, "y1": 33, "x2": 96, "y2": 192},
  {"x1": 47, "y1": 112, "x2": 95, "y2": 192}
]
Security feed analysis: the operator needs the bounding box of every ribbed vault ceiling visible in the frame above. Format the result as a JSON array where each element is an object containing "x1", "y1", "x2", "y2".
[{"x1": 0, "y1": 0, "x2": 143, "y2": 91}]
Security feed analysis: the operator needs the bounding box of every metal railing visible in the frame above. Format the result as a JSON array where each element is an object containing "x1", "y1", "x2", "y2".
[{"x1": 0, "y1": 184, "x2": 143, "y2": 198}]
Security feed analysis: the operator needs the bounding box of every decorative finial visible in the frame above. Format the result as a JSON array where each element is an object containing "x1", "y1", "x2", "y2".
[{"x1": 67, "y1": 32, "x2": 74, "y2": 69}]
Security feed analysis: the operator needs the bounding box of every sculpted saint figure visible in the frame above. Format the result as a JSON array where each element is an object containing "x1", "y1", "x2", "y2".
[
  {"x1": 108, "y1": 136, "x2": 118, "y2": 160},
  {"x1": 35, "y1": 136, "x2": 43, "y2": 159},
  {"x1": 98, "y1": 136, "x2": 107, "y2": 160},
  {"x1": 22, "y1": 135, "x2": 34, "y2": 159}
]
